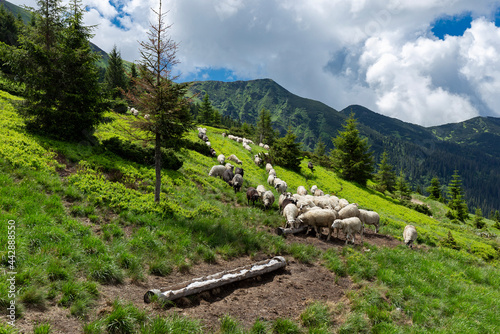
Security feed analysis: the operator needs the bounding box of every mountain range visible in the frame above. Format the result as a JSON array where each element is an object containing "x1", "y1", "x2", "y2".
[{"x1": 189, "y1": 79, "x2": 500, "y2": 215}]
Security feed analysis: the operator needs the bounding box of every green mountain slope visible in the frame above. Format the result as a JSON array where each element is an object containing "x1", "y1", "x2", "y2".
[
  {"x1": 1, "y1": 89, "x2": 500, "y2": 333},
  {"x1": 189, "y1": 79, "x2": 500, "y2": 215}
]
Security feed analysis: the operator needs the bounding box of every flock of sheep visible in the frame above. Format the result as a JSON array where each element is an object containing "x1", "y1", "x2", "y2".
[{"x1": 204, "y1": 128, "x2": 418, "y2": 248}]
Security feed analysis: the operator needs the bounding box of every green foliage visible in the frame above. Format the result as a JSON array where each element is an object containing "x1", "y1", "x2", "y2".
[
  {"x1": 33, "y1": 322, "x2": 52, "y2": 334},
  {"x1": 440, "y1": 231, "x2": 460, "y2": 250},
  {"x1": 102, "y1": 136, "x2": 183, "y2": 170},
  {"x1": 104, "y1": 299, "x2": 147, "y2": 334},
  {"x1": 473, "y1": 208, "x2": 485, "y2": 229},
  {"x1": 394, "y1": 170, "x2": 411, "y2": 200},
  {"x1": 272, "y1": 318, "x2": 303, "y2": 334},
  {"x1": 256, "y1": 108, "x2": 276, "y2": 146},
  {"x1": 426, "y1": 176, "x2": 443, "y2": 201},
  {"x1": 331, "y1": 113, "x2": 374, "y2": 186},
  {"x1": 271, "y1": 128, "x2": 302, "y2": 171},
  {"x1": 300, "y1": 301, "x2": 332, "y2": 330},
  {"x1": 219, "y1": 314, "x2": 244, "y2": 334}
]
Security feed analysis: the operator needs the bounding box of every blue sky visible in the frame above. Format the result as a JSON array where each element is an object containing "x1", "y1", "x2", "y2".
[{"x1": 8, "y1": 0, "x2": 500, "y2": 126}]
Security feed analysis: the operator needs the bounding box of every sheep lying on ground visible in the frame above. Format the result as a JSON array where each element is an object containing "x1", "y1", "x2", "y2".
[
  {"x1": 296, "y1": 209, "x2": 336, "y2": 241},
  {"x1": 229, "y1": 174, "x2": 243, "y2": 193},
  {"x1": 262, "y1": 191, "x2": 275, "y2": 210},
  {"x1": 246, "y1": 187, "x2": 260, "y2": 205},
  {"x1": 217, "y1": 154, "x2": 225, "y2": 165},
  {"x1": 359, "y1": 209, "x2": 380, "y2": 233},
  {"x1": 337, "y1": 203, "x2": 360, "y2": 219},
  {"x1": 403, "y1": 225, "x2": 417, "y2": 248},
  {"x1": 228, "y1": 154, "x2": 242, "y2": 165},
  {"x1": 208, "y1": 165, "x2": 226, "y2": 178},
  {"x1": 283, "y1": 203, "x2": 299, "y2": 228},
  {"x1": 332, "y1": 217, "x2": 364, "y2": 245}
]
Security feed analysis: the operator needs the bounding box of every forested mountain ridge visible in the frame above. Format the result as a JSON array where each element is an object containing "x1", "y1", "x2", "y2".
[{"x1": 189, "y1": 79, "x2": 500, "y2": 215}]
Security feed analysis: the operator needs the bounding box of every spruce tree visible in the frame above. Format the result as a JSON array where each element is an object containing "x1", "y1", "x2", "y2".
[
  {"x1": 271, "y1": 128, "x2": 302, "y2": 171},
  {"x1": 395, "y1": 170, "x2": 411, "y2": 200},
  {"x1": 13, "y1": 0, "x2": 105, "y2": 140},
  {"x1": 447, "y1": 170, "x2": 469, "y2": 222},
  {"x1": 256, "y1": 108, "x2": 275, "y2": 146},
  {"x1": 314, "y1": 139, "x2": 326, "y2": 157},
  {"x1": 473, "y1": 208, "x2": 485, "y2": 229},
  {"x1": 375, "y1": 151, "x2": 396, "y2": 192},
  {"x1": 331, "y1": 113, "x2": 374, "y2": 186},
  {"x1": 104, "y1": 45, "x2": 128, "y2": 98},
  {"x1": 493, "y1": 210, "x2": 500, "y2": 229},
  {"x1": 198, "y1": 93, "x2": 213, "y2": 125},
  {"x1": 125, "y1": 0, "x2": 192, "y2": 202},
  {"x1": 426, "y1": 177, "x2": 443, "y2": 201}
]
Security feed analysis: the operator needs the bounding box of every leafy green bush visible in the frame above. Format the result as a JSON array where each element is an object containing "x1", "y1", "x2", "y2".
[{"x1": 102, "y1": 137, "x2": 183, "y2": 170}]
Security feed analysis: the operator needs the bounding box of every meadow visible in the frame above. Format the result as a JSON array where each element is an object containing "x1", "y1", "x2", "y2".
[{"x1": 0, "y1": 89, "x2": 499, "y2": 333}]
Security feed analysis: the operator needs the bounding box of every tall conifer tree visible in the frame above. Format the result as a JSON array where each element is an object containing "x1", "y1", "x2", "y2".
[
  {"x1": 104, "y1": 45, "x2": 128, "y2": 98},
  {"x1": 375, "y1": 150, "x2": 396, "y2": 192},
  {"x1": 447, "y1": 170, "x2": 469, "y2": 222}
]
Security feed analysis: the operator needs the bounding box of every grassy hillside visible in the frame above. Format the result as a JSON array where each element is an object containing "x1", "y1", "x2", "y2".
[{"x1": 0, "y1": 90, "x2": 499, "y2": 333}]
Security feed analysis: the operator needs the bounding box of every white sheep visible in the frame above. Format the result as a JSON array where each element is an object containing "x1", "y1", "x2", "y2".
[
  {"x1": 359, "y1": 209, "x2": 380, "y2": 233},
  {"x1": 403, "y1": 225, "x2": 418, "y2": 248},
  {"x1": 267, "y1": 174, "x2": 275, "y2": 186},
  {"x1": 130, "y1": 107, "x2": 139, "y2": 116},
  {"x1": 144, "y1": 114, "x2": 150, "y2": 120},
  {"x1": 254, "y1": 156, "x2": 262, "y2": 166},
  {"x1": 332, "y1": 217, "x2": 364, "y2": 245},
  {"x1": 338, "y1": 198, "x2": 349, "y2": 209},
  {"x1": 268, "y1": 168, "x2": 277, "y2": 177},
  {"x1": 337, "y1": 203, "x2": 360, "y2": 219},
  {"x1": 275, "y1": 180, "x2": 288, "y2": 194},
  {"x1": 262, "y1": 190, "x2": 275, "y2": 210},
  {"x1": 222, "y1": 132, "x2": 227, "y2": 137},
  {"x1": 206, "y1": 141, "x2": 211, "y2": 147},
  {"x1": 314, "y1": 188, "x2": 325, "y2": 196},
  {"x1": 297, "y1": 186, "x2": 307, "y2": 196},
  {"x1": 265, "y1": 163, "x2": 273, "y2": 173},
  {"x1": 217, "y1": 154, "x2": 225, "y2": 165},
  {"x1": 225, "y1": 162, "x2": 234, "y2": 170},
  {"x1": 311, "y1": 185, "x2": 318, "y2": 194},
  {"x1": 256, "y1": 185, "x2": 266, "y2": 197},
  {"x1": 208, "y1": 165, "x2": 226, "y2": 178},
  {"x1": 328, "y1": 196, "x2": 340, "y2": 209},
  {"x1": 259, "y1": 143, "x2": 264, "y2": 147},
  {"x1": 296, "y1": 209, "x2": 336, "y2": 240},
  {"x1": 312, "y1": 196, "x2": 333, "y2": 210},
  {"x1": 263, "y1": 144, "x2": 270, "y2": 150},
  {"x1": 228, "y1": 154, "x2": 242, "y2": 165},
  {"x1": 283, "y1": 203, "x2": 299, "y2": 228},
  {"x1": 229, "y1": 174, "x2": 244, "y2": 193},
  {"x1": 278, "y1": 192, "x2": 292, "y2": 209}
]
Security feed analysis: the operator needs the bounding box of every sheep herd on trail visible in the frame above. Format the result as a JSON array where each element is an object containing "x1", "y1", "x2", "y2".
[{"x1": 202, "y1": 127, "x2": 418, "y2": 248}]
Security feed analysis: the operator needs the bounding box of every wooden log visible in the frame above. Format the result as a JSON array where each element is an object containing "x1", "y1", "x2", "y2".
[
  {"x1": 276, "y1": 225, "x2": 307, "y2": 236},
  {"x1": 144, "y1": 256, "x2": 286, "y2": 303}
]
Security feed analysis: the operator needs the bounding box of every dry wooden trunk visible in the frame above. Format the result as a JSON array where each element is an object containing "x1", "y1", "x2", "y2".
[{"x1": 144, "y1": 256, "x2": 286, "y2": 303}]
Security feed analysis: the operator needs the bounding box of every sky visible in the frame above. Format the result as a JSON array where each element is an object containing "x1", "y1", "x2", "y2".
[{"x1": 8, "y1": 0, "x2": 500, "y2": 127}]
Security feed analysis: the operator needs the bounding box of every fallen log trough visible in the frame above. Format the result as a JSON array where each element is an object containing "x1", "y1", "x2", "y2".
[
  {"x1": 144, "y1": 256, "x2": 287, "y2": 303},
  {"x1": 276, "y1": 225, "x2": 308, "y2": 236}
]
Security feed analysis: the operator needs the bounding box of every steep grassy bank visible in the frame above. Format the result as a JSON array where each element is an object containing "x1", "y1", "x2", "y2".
[{"x1": 0, "y1": 90, "x2": 499, "y2": 333}]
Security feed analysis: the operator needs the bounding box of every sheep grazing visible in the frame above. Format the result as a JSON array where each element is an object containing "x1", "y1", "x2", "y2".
[
  {"x1": 332, "y1": 217, "x2": 364, "y2": 245},
  {"x1": 202, "y1": 134, "x2": 209, "y2": 142},
  {"x1": 403, "y1": 225, "x2": 418, "y2": 248},
  {"x1": 228, "y1": 154, "x2": 242, "y2": 165},
  {"x1": 308, "y1": 161, "x2": 314, "y2": 173},
  {"x1": 279, "y1": 196, "x2": 297, "y2": 214},
  {"x1": 296, "y1": 209, "x2": 337, "y2": 241},
  {"x1": 259, "y1": 143, "x2": 265, "y2": 147},
  {"x1": 246, "y1": 187, "x2": 260, "y2": 205},
  {"x1": 338, "y1": 198, "x2": 349, "y2": 209},
  {"x1": 268, "y1": 168, "x2": 277, "y2": 177},
  {"x1": 225, "y1": 163, "x2": 234, "y2": 170},
  {"x1": 144, "y1": 114, "x2": 150, "y2": 120},
  {"x1": 254, "y1": 155, "x2": 262, "y2": 166},
  {"x1": 222, "y1": 132, "x2": 227, "y2": 137},
  {"x1": 283, "y1": 203, "x2": 299, "y2": 228},
  {"x1": 229, "y1": 174, "x2": 244, "y2": 193},
  {"x1": 265, "y1": 163, "x2": 273, "y2": 173},
  {"x1": 337, "y1": 203, "x2": 360, "y2": 219},
  {"x1": 263, "y1": 144, "x2": 270, "y2": 150},
  {"x1": 297, "y1": 186, "x2": 307, "y2": 196},
  {"x1": 359, "y1": 209, "x2": 380, "y2": 233},
  {"x1": 262, "y1": 191, "x2": 275, "y2": 210},
  {"x1": 209, "y1": 148, "x2": 217, "y2": 157},
  {"x1": 267, "y1": 174, "x2": 275, "y2": 187},
  {"x1": 312, "y1": 196, "x2": 332, "y2": 210},
  {"x1": 222, "y1": 167, "x2": 235, "y2": 184},
  {"x1": 234, "y1": 167, "x2": 244, "y2": 177},
  {"x1": 206, "y1": 141, "x2": 211, "y2": 147},
  {"x1": 314, "y1": 188, "x2": 325, "y2": 196},
  {"x1": 217, "y1": 154, "x2": 225, "y2": 165},
  {"x1": 130, "y1": 107, "x2": 139, "y2": 116},
  {"x1": 243, "y1": 143, "x2": 252, "y2": 152},
  {"x1": 275, "y1": 180, "x2": 288, "y2": 194},
  {"x1": 256, "y1": 185, "x2": 266, "y2": 197},
  {"x1": 208, "y1": 165, "x2": 226, "y2": 178},
  {"x1": 310, "y1": 185, "x2": 318, "y2": 194}
]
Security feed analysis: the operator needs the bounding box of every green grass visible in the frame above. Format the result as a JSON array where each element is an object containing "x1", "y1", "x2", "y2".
[{"x1": 1, "y1": 91, "x2": 499, "y2": 333}]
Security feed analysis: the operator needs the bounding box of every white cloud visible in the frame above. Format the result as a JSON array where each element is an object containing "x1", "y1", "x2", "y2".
[{"x1": 7, "y1": 0, "x2": 500, "y2": 125}]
